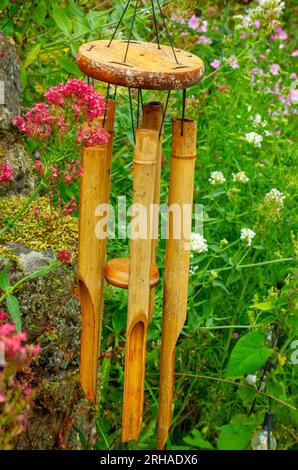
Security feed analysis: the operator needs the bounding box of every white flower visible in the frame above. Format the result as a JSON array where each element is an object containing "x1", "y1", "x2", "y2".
[
  {"x1": 265, "y1": 188, "x2": 285, "y2": 209},
  {"x1": 245, "y1": 132, "x2": 263, "y2": 147},
  {"x1": 240, "y1": 228, "x2": 256, "y2": 246},
  {"x1": 189, "y1": 264, "x2": 199, "y2": 275},
  {"x1": 246, "y1": 374, "x2": 257, "y2": 386},
  {"x1": 251, "y1": 113, "x2": 267, "y2": 128},
  {"x1": 232, "y1": 171, "x2": 249, "y2": 183},
  {"x1": 190, "y1": 233, "x2": 208, "y2": 253},
  {"x1": 209, "y1": 171, "x2": 226, "y2": 185}
]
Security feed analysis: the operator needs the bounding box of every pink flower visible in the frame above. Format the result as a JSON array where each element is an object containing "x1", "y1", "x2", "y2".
[
  {"x1": 188, "y1": 15, "x2": 199, "y2": 30},
  {"x1": 254, "y1": 20, "x2": 261, "y2": 29},
  {"x1": 77, "y1": 126, "x2": 108, "y2": 147},
  {"x1": 290, "y1": 73, "x2": 297, "y2": 80},
  {"x1": 211, "y1": 59, "x2": 221, "y2": 69},
  {"x1": 258, "y1": 54, "x2": 265, "y2": 61},
  {"x1": 271, "y1": 25, "x2": 288, "y2": 41},
  {"x1": 0, "y1": 312, "x2": 8, "y2": 321},
  {"x1": 240, "y1": 32, "x2": 248, "y2": 39},
  {"x1": 197, "y1": 36, "x2": 212, "y2": 45},
  {"x1": 198, "y1": 20, "x2": 208, "y2": 33},
  {"x1": 45, "y1": 79, "x2": 105, "y2": 122},
  {"x1": 57, "y1": 250, "x2": 72, "y2": 264},
  {"x1": 33, "y1": 208, "x2": 40, "y2": 217},
  {"x1": 291, "y1": 50, "x2": 298, "y2": 57},
  {"x1": 35, "y1": 160, "x2": 44, "y2": 175},
  {"x1": 0, "y1": 391, "x2": 7, "y2": 403},
  {"x1": 229, "y1": 55, "x2": 239, "y2": 69},
  {"x1": 207, "y1": 7, "x2": 216, "y2": 14},
  {"x1": 232, "y1": 332, "x2": 239, "y2": 339},
  {"x1": 270, "y1": 64, "x2": 280, "y2": 76},
  {"x1": 0, "y1": 162, "x2": 14, "y2": 183}
]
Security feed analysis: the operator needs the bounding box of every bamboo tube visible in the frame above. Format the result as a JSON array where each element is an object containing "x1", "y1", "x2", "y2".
[
  {"x1": 122, "y1": 128, "x2": 159, "y2": 442},
  {"x1": 79, "y1": 100, "x2": 116, "y2": 402},
  {"x1": 157, "y1": 118, "x2": 197, "y2": 449},
  {"x1": 142, "y1": 102, "x2": 163, "y2": 323}
]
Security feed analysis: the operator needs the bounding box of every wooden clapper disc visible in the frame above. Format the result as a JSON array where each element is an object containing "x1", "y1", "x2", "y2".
[{"x1": 77, "y1": 38, "x2": 204, "y2": 444}]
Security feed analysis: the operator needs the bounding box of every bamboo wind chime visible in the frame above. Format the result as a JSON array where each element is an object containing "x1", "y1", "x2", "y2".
[{"x1": 76, "y1": 0, "x2": 204, "y2": 448}]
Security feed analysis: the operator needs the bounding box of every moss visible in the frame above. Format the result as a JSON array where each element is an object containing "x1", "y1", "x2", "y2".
[{"x1": 0, "y1": 195, "x2": 78, "y2": 256}]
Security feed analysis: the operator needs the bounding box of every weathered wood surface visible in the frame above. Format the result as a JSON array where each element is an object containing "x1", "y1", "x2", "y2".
[
  {"x1": 78, "y1": 100, "x2": 116, "y2": 402},
  {"x1": 122, "y1": 128, "x2": 158, "y2": 442},
  {"x1": 157, "y1": 118, "x2": 197, "y2": 449},
  {"x1": 77, "y1": 40, "x2": 204, "y2": 90}
]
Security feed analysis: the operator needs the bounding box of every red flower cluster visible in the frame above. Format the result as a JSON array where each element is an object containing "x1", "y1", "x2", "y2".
[
  {"x1": 0, "y1": 162, "x2": 14, "y2": 183},
  {"x1": 0, "y1": 323, "x2": 41, "y2": 366},
  {"x1": 13, "y1": 103, "x2": 57, "y2": 139},
  {"x1": 77, "y1": 126, "x2": 108, "y2": 147},
  {"x1": 44, "y1": 79, "x2": 106, "y2": 122},
  {"x1": 62, "y1": 197, "x2": 78, "y2": 216},
  {"x1": 13, "y1": 79, "x2": 107, "y2": 147},
  {"x1": 57, "y1": 250, "x2": 72, "y2": 264}
]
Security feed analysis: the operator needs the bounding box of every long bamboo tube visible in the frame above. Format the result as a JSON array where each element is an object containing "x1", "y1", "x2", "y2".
[
  {"x1": 142, "y1": 102, "x2": 163, "y2": 323},
  {"x1": 157, "y1": 118, "x2": 197, "y2": 449},
  {"x1": 122, "y1": 128, "x2": 159, "y2": 442},
  {"x1": 79, "y1": 100, "x2": 116, "y2": 402}
]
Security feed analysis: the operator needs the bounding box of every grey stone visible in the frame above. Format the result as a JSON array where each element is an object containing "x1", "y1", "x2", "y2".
[
  {"x1": 17, "y1": 250, "x2": 53, "y2": 275},
  {"x1": 0, "y1": 31, "x2": 21, "y2": 130},
  {"x1": 0, "y1": 133, "x2": 35, "y2": 197}
]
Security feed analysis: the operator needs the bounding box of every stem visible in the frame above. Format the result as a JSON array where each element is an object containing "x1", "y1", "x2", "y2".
[
  {"x1": 0, "y1": 261, "x2": 58, "y2": 304},
  {"x1": 0, "y1": 180, "x2": 44, "y2": 238},
  {"x1": 173, "y1": 373, "x2": 296, "y2": 412}
]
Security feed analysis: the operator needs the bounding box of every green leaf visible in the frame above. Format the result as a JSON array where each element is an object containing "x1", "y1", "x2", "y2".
[
  {"x1": 24, "y1": 44, "x2": 42, "y2": 69},
  {"x1": 52, "y1": 7, "x2": 72, "y2": 36},
  {"x1": 183, "y1": 430, "x2": 214, "y2": 450},
  {"x1": 6, "y1": 295, "x2": 22, "y2": 332},
  {"x1": 0, "y1": 266, "x2": 10, "y2": 292},
  {"x1": 52, "y1": 54, "x2": 81, "y2": 77},
  {"x1": 217, "y1": 422, "x2": 254, "y2": 450},
  {"x1": 253, "y1": 300, "x2": 275, "y2": 311},
  {"x1": 32, "y1": 0, "x2": 47, "y2": 25},
  {"x1": 225, "y1": 331, "x2": 273, "y2": 378}
]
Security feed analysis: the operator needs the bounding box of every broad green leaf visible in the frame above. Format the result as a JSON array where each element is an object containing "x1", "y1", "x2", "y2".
[
  {"x1": 0, "y1": 266, "x2": 10, "y2": 292},
  {"x1": 24, "y1": 44, "x2": 42, "y2": 69},
  {"x1": 183, "y1": 430, "x2": 214, "y2": 450},
  {"x1": 52, "y1": 7, "x2": 72, "y2": 36},
  {"x1": 32, "y1": 0, "x2": 47, "y2": 25},
  {"x1": 6, "y1": 295, "x2": 22, "y2": 332},
  {"x1": 27, "y1": 263, "x2": 54, "y2": 280},
  {"x1": 53, "y1": 54, "x2": 81, "y2": 77},
  {"x1": 217, "y1": 422, "x2": 254, "y2": 450},
  {"x1": 225, "y1": 331, "x2": 273, "y2": 378}
]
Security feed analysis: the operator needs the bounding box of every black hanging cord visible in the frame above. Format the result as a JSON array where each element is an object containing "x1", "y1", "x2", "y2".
[
  {"x1": 128, "y1": 88, "x2": 135, "y2": 142},
  {"x1": 103, "y1": 83, "x2": 111, "y2": 128},
  {"x1": 151, "y1": 0, "x2": 161, "y2": 49},
  {"x1": 123, "y1": 0, "x2": 139, "y2": 63},
  {"x1": 107, "y1": 0, "x2": 132, "y2": 47},
  {"x1": 113, "y1": 85, "x2": 118, "y2": 101},
  {"x1": 159, "y1": 90, "x2": 171, "y2": 140},
  {"x1": 155, "y1": 0, "x2": 179, "y2": 64},
  {"x1": 181, "y1": 89, "x2": 186, "y2": 136}
]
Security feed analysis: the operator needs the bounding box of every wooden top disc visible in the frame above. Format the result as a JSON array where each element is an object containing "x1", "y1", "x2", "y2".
[
  {"x1": 77, "y1": 40, "x2": 204, "y2": 90},
  {"x1": 104, "y1": 257, "x2": 160, "y2": 289}
]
